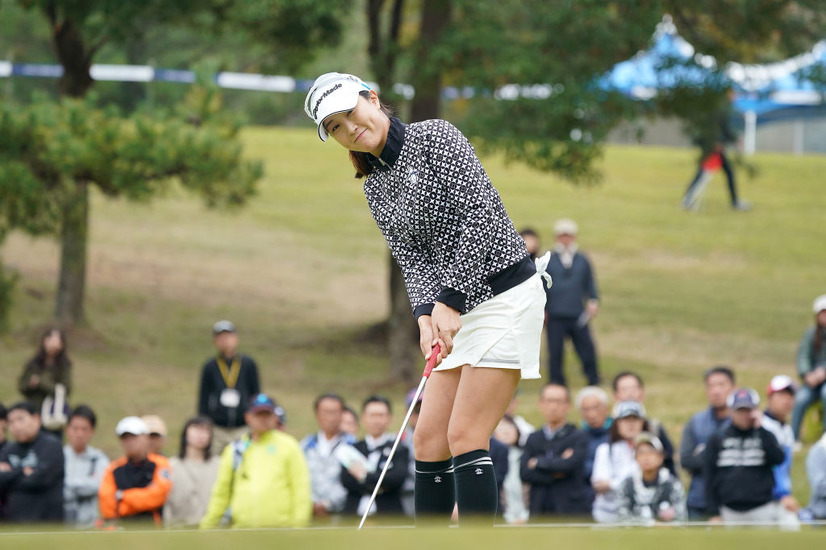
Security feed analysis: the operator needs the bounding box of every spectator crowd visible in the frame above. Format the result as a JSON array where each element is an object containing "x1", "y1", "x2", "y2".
[{"x1": 1, "y1": 241, "x2": 825, "y2": 529}]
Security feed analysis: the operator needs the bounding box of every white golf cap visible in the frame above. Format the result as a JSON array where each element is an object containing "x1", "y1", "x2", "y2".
[
  {"x1": 554, "y1": 218, "x2": 578, "y2": 236},
  {"x1": 813, "y1": 294, "x2": 826, "y2": 314},
  {"x1": 116, "y1": 416, "x2": 149, "y2": 437},
  {"x1": 304, "y1": 72, "x2": 373, "y2": 142}
]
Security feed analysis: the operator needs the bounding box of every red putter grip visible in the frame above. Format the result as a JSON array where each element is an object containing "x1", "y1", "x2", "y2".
[{"x1": 423, "y1": 343, "x2": 441, "y2": 378}]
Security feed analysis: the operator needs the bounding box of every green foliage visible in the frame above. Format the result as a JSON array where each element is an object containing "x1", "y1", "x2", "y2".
[
  {"x1": 435, "y1": 0, "x2": 663, "y2": 183},
  {"x1": 664, "y1": 0, "x2": 826, "y2": 64},
  {"x1": 0, "y1": 86, "x2": 262, "y2": 229}
]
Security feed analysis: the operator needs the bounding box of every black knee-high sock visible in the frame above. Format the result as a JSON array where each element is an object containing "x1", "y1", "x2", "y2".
[
  {"x1": 453, "y1": 449, "x2": 497, "y2": 524},
  {"x1": 414, "y1": 458, "x2": 455, "y2": 521}
]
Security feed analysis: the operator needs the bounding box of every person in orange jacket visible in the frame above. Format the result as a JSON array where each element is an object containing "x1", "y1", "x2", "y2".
[{"x1": 98, "y1": 416, "x2": 172, "y2": 526}]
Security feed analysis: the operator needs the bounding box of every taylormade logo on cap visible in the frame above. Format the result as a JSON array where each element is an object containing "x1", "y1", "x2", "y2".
[{"x1": 312, "y1": 82, "x2": 342, "y2": 119}]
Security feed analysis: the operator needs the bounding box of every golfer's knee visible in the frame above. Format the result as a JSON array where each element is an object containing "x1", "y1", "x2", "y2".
[
  {"x1": 446, "y1": 425, "x2": 486, "y2": 457},
  {"x1": 413, "y1": 427, "x2": 450, "y2": 461}
]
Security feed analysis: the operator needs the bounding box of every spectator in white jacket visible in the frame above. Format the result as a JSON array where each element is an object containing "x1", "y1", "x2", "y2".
[{"x1": 591, "y1": 401, "x2": 647, "y2": 522}]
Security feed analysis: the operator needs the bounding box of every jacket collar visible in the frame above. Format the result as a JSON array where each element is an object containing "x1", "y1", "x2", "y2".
[{"x1": 368, "y1": 117, "x2": 406, "y2": 172}]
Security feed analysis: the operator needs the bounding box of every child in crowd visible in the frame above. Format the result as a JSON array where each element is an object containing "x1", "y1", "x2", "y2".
[{"x1": 617, "y1": 432, "x2": 686, "y2": 524}]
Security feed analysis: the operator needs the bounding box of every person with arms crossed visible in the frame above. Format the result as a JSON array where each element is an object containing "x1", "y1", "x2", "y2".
[
  {"x1": 63, "y1": 405, "x2": 109, "y2": 527},
  {"x1": 520, "y1": 384, "x2": 590, "y2": 519},
  {"x1": 0, "y1": 402, "x2": 64, "y2": 522},
  {"x1": 305, "y1": 72, "x2": 547, "y2": 525}
]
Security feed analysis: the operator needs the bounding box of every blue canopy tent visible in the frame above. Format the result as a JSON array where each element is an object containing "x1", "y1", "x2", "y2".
[{"x1": 603, "y1": 25, "x2": 826, "y2": 154}]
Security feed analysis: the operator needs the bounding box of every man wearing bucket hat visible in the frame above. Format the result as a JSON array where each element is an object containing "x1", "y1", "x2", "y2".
[
  {"x1": 791, "y1": 295, "x2": 826, "y2": 443},
  {"x1": 704, "y1": 388, "x2": 793, "y2": 526}
]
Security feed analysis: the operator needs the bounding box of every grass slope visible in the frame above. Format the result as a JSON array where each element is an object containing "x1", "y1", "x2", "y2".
[{"x1": 1, "y1": 127, "x2": 825, "y2": 504}]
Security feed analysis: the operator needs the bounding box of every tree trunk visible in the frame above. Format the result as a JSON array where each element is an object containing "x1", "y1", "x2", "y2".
[
  {"x1": 385, "y1": 0, "x2": 452, "y2": 381},
  {"x1": 410, "y1": 0, "x2": 451, "y2": 122},
  {"x1": 53, "y1": 18, "x2": 94, "y2": 99},
  {"x1": 388, "y1": 256, "x2": 420, "y2": 382},
  {"x1": 55, "y1": 183, "x2": 88, "y2": 326},
  {"x1": 52, "y1": 15, "x2": 94, "y2": 325}
]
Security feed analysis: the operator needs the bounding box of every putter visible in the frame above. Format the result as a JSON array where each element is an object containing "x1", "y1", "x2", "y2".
[{"x1": 357, "y1": 343, "x2": 441, "y2": 530}]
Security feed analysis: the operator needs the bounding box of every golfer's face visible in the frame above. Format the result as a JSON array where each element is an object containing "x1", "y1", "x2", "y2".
[{"x1": 323, "y1": 94, "x2": 388, "y2": 155}]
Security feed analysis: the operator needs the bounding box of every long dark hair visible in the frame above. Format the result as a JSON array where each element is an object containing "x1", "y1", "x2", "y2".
[
  {"x1": 30, "y1": 328, "x2": 71, "y2": 371},
  {"x1": 608, "y1": 416, "x2": 650, "y2": 444},
  {"x1": 178, "y1": 416, "x2": 214, "y2": 460},
  {"x1": 349, "y1": 90, "x2": 394, "y2": 179}
]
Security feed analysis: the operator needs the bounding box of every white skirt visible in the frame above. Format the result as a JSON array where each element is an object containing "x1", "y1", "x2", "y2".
[{"x1": 435, "y1": 273, "x2": 546, "y2": 379}]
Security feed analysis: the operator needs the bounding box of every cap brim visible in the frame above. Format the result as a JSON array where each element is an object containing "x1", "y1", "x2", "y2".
[{"x1": 248, "y1": 405, "x2": 275, "y2": 414}]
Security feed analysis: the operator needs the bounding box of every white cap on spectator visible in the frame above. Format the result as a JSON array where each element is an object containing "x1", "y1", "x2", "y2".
[
  {"x1": 554, "y1": 218, "x2": 578, "y2": 236},
  {"x1": 116, "y1": 416, "x2": 149, "y2": 437},
  {"x1": 813, "y1": 294, "x2": 826, "y2": 314}
]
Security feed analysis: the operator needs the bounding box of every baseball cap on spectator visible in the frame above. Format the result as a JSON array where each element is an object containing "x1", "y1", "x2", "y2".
[
  {"x1": 141, "y1": 415, "x2": 168, "y2": 437},
  {"x1": 212, "y1": 320, "x2": 236, "y2": 335},
  {"x1": 406, "y1": 387, "x2": 425, "y2": 408},
  {"x1": 304, "y1": 72, "x2": 374, "y2": 142},
  {"x1": 116, "y1": 416, "x2": 149, "y2": 437},
  {"x1": 554, "y1": 218, "x2": 578, "y2": 236},
  {"x1": 767, "y1": 375, "x2": 797, "y2": 396},
  {"x1": 813, "y1": 294, "x2": 826, "y2": 315},
  {"x1": 727, "y1": 388, "x2": 760, "y2": 410},
  {"x1": 248, "y1": 393, "x2": 277, "y2": 414},
  {"x1": 612, "y1": 400, "x2": 646, "y2": 420},
  {"x1": 634, "y1": 432, "x2": 664, "y2": 453}
]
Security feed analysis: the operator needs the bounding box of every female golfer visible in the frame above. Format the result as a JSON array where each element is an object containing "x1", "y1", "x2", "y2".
[{"x1": 305, "y1": 73, "x2": 548, "y2": 523}]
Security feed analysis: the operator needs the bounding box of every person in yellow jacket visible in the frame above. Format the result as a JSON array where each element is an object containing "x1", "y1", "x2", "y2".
[{"x1": 200, "y1": 394, "x2": 311, "y2": 529}]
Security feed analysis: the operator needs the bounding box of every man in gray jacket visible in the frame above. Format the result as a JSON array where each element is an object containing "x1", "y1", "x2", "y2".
[{"x1": 63, "y1": 405, "x2": 109, "y2": 527}]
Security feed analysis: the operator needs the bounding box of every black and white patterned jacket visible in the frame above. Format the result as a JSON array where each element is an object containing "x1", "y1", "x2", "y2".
[{"x1": 364, "y1": 117, "x2": 534, "y2": 319}]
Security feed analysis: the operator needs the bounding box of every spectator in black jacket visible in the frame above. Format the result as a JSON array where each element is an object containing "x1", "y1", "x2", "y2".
[
  {"x1": 0, "y1": 402, "x2": 64, "y2": 522},
  {"x1": 341, "y1": 396, "x2": 410, "y2": 519},
  {"x1": 612, "y1": 372, "x2": 676, "y2": 474},
  {"x1": 521, "y1": 384, "x2": 590, "y2": 518},
  {"x1": 705, "y1": 388, "x2": 790, "y2": 526},
  {"x1": 198, "y1": 320, "x2": 260, "y2": 453}
]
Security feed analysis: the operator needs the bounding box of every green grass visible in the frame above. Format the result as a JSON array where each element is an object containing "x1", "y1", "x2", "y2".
[
  {"x1": 1, "y1": 525, "x2": 825, "y2": 550},
  {"x1": 1, "y1": 126, "x2": 825, "y2": 512}
]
